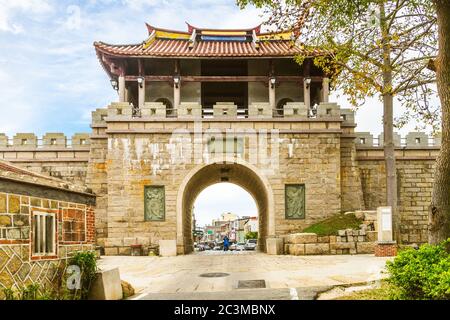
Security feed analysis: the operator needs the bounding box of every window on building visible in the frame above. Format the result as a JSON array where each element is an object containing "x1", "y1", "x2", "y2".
[
  {"x1": 50, "y1": 138, "x2": 57, "y2": 145},
  {"x1": 80, "y1": 139, "x2": 86, "y2": 145},
  {"x1": 33, "y1": 212, "x2": 56, "y2": 256},
  {"x1": 21, "y1": 139, "x2": 28, "y2": 145}
]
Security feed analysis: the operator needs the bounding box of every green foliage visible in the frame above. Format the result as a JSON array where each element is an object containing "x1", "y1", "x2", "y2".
[
  {"x1": 237, "y1": 0, "x2": 439, "y2": 131},
  {"x1": 302, "y1": 213, "x2": 363, "y2": 236},
  {"x1": 245, "y1": 231, "x2": 258, "y2": 240},
  {"x1": 3, "y1": 284, "x2": 57, "y2": 300},
  {"x1": 66, "y1": 251, "x2": 98, "y2": 300},
  {"x1": 386, "y1": 239, "x2": 450, "y2": 300}
]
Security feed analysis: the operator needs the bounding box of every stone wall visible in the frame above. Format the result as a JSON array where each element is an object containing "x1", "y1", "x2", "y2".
[
  {"x1": 356, "y1": 147, "x2": 439, "y2": 244},
  {"x1": 0, "y1": 133, "x2": 90, "y2": 186},
  {"x1": 88, "y1": 102, "x2": 344, "y2": 254}
]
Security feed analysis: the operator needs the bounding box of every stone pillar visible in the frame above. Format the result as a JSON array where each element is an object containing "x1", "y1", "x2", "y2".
[
  {"x1": 174, "y1": 82, "x2": 181, "y2": 109},
  {"x1": 138, "y1": 78, "x2": 146, "y2": 108},
  {"x1": 269, "y1": 80, "x2": 276, "y2": 109},
  {"x1": 375, "y1": 206, "x2": 397, "y2": 257},
  {"x1": 322, "y1": 77, "x2": 330, "y2": 103},
  {"x1": 303, "y1": 79, "x2": 311, "y2": 109},
  {"x1": 118, "y1": 75, "x2": 126, "y2": 103}
]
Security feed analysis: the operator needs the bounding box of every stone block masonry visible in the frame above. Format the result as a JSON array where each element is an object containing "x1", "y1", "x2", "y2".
[{"x1": 0, "y1": 133, "x2": 91, "y2": 186}]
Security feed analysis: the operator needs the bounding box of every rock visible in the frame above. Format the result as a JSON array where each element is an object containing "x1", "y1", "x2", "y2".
[
  {"x1": 88, "y1": 268, "x2": 123, "y2": 300},
  {"x1": 317, "y1": 236, "x2": 330, "y2": 243},
  {"x1": 159, "y1": 240, "x2": 177, "y2": 257},
  {"x1": 366, "y1": 231, "x2": 377, "y2": 242},
  {"x1": 338, "y1": 230, "x2": 345, "y2": 236},
  {"x1": 305, "y1": 243, "x2": 330, "y2": 255},
  {"x1": 330, "y1": 242, "x2": 356, "y2": 250},
  {"x1": 266, "y1": 238, "x2": 284, "y2": 255},
  {"x1": 121, "y1": 280, "x2": 135, "y2": 299},
  {"x1": 289, "y1": 244, "x2": 305, "y2": 255},
  {"x1": 288, "y1": 233, "x2": 318, "y2": 244},
  {"x1": 356, "y1": 242, "x2": 376, "y2": 254}
]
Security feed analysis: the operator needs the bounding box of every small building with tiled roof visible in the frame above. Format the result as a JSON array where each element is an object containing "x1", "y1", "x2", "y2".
[
  {"x1": 0, "y1": 159, "x2": 96, "y2": 293},
  {"x1": 94, "y1": 22, "x2": 333, "y2": 117}
]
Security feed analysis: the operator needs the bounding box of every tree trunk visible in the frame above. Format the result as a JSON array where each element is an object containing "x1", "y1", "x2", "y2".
[
  {"x1": 430, "y1": 0, "x2": 450, "y2": 244},
  {"x1": 380, "y1": 3, "x2": 399, "y2": 243}
]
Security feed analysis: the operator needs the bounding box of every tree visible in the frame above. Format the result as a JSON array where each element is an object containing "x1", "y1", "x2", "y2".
[
  {"x1": 245, "y1": 231, "x2": 258, "y2": 240},
  {"x1": 238, "y1": 0, "x2": 438, "y2": 243},
  {"x1": 429, "y1": 0, "x2": 450, "y2": 244}
]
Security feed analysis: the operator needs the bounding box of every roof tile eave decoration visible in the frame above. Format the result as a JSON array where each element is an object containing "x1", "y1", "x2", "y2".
[{"x1": 94, "y1": 39, "x2": 329, "y2": 59}]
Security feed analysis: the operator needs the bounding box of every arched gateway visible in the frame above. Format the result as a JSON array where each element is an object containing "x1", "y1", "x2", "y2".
[
  {"x1": 88, "y1": 22, "x2": 367, "y2": 256},
  {"x1": 176, "y1": 159, "x2": 275, "y2": 254}
]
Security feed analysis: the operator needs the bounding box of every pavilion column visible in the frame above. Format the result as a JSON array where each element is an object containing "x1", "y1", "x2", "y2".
[
  {"x1": 174, "y1": 82, "x2": 181, "y2": 109},
  {"x1": 322, "y1": 77, "x2": 330, "y2": 103},
  {"x1": 138, "y1": 78, "x2": 146, "y2": 108},
  {"x1": 118, "y1": 75, "x2": 126, "y2": 103},
  {"x1": 269, "y1": 80, "x2": 276, "y2": 109},
  {"x1": 303, "y1": 79, "x2": 311, "y2": 110}
]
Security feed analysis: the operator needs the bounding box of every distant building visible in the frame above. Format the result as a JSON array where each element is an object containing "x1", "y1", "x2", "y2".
[{"x1": 245, "y1": 217, "x2": 259, "y2": 234}]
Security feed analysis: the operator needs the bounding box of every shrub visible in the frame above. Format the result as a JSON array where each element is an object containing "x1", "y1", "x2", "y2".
[
  {"x1": 386, "y1": 239, "x2": 450, "y2": 300},
  {"x1": 66, "y1": 251, "x2": 98, "y2": 300}
]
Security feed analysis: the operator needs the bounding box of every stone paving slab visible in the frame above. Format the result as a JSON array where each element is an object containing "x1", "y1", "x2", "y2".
[{"x1": 98, "y1": 252, "x2": 391, "y2": 298}]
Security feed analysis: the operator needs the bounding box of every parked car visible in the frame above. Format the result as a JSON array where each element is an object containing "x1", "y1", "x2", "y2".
[
  {"x1": 236, "y1": 243, "x2": 246, "y2": 251},
  {"x1": 244, "y1": 239, "x2": 257, "y2": 250},
  {"x1": 213, "y1": 245, "x2": 222, "y2": 251}
]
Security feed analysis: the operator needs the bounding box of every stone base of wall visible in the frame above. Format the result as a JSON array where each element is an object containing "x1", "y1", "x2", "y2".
[
  {"x1": 374, "y1": 242, "x2": 397, "y2": 257},
  {"x1": 0, "y1": 244, "x2": 95, "y2": 299},
  {"x1": 284, "y1": 233, "x2": 376, "y2": 256}
]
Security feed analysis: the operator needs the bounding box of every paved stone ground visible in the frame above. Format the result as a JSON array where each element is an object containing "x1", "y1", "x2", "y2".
[{"x1": 98, "y1": 252, "x2": 391, "y2": 300}]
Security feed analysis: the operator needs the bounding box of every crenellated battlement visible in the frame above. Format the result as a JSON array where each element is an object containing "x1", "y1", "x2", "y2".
[
  {"x1": 91, "y1": 102, "x2": 358, "y2": 127},
  {"x1": 355, "y1": 131, "x2": 441, "y2": 148},
  {"x1": 0, "y1": 133, "x2": 90, "y2": 149}
]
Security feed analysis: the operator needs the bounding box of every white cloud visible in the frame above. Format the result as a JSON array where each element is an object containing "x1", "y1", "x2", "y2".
[{"x1": 0, "y1": 0, "x2": 53, "y2": 33}]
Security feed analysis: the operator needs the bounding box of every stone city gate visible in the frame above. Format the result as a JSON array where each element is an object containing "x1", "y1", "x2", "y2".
[{"x1": 0, "y1": 23, "x2": 442, "y2": 256}]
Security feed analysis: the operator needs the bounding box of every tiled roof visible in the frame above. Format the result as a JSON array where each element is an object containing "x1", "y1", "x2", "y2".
[
  {"x1": 94, "y1": 23, "x2": 331, "y2": 59},
  {"x1": 94, "y1": 39, "x2": 328, "y2": 58},
  {"x1": 0, "y1": 160, "x2": 94, "y2": 195}
]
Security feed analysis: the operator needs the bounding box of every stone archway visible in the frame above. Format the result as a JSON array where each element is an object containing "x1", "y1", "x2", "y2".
[{"x1": 176, "y1": 158, "x2": 275, "y2": 254}]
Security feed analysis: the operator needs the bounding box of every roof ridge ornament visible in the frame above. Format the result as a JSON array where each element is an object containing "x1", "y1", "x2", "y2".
[{"x1": 189, "y1": 28, "x2": 197, "y2": 49}]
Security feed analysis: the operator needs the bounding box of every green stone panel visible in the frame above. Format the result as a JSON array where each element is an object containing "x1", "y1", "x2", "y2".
[
  {"x1": 285, "y1": 184, "x2": 306, "y2": 219},
  {"x1": 20, "y1": 205, "x2": 29, "y2": 214},
  {"x1": 8, "y1": 195, "x2": 20, "y2": 214},
  {"x1": 13, "y1": 215, "x2": 30, "y2": 227},
  {"x1": 0, "y1": 270, "x2": 14, "y2": 288},
  {"x1": 0, "y1": 194, "x2": 6, "y2": 213},
  {"x1": 42, "y1": 200, "x2": 50, "y2": 208},
  {"x1": 20, "y1": 196, "x2": 29, "y2": 205},
  {"x1": 17, "y1": 263, "x2": 31, "y2": 281},
  {"x1": 0, "y1": 215, "x2": 12, "y2": 227},
  {"x1": 7, "y1": 254, "x2": 22, "y2": 275},
  {"x1": 30, "y1": 198, "x2": 41, "y2": 207},
  {"x1": 144, "y1": 186, "x2": 165, "y2": 221},
  {"x1": 0, "y1": 248, "x2": 9, "y2": 270}
]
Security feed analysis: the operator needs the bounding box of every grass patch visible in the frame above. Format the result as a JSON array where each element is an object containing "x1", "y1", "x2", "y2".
[
  {"x1": 301, "y1": 213, "x2": 363, "y2": 236},
  {"x1": 334, "y1": 281, "x2": 393, "y2": 300}
]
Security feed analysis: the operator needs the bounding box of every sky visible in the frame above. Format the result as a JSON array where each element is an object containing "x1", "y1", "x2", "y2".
[
  {"x1": 0, "y1": 0, "x2": 435, "y2": 226},
  {"x1": 194, "y1": 183, "x2": 257, "y2": 227}
]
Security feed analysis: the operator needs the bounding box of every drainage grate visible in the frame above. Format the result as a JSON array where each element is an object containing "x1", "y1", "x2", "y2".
[
  {"x1": 199, "y1": 272, "x2": 230, "y2": 278},
  {"x1": 237, "y1": 280, "x2": 266, "y2": 289}
]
